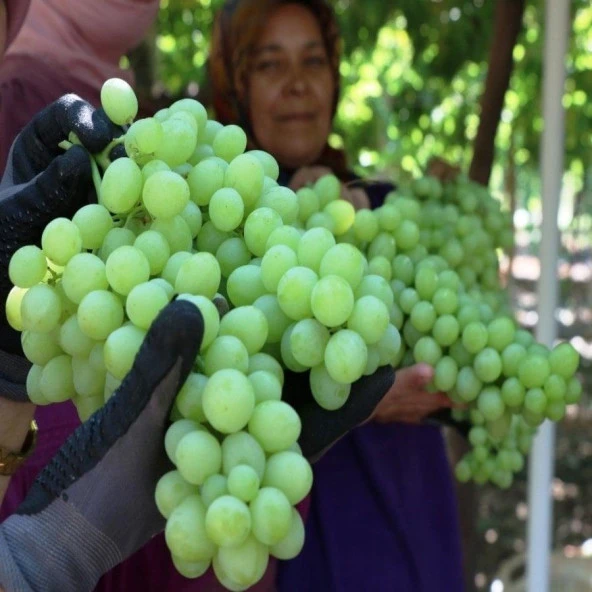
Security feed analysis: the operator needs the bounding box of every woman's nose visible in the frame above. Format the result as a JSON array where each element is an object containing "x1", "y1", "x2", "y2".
[{"x1": 284, "y1": 66, "x2": 309, "y2": 96}]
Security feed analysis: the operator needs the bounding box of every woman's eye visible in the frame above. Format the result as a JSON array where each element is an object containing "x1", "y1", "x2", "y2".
[
  {"x1": 256, "y1": 60, "x2": 280, "y2": 72},
  {"x1": 305, "y1": 56, "x2": 328, "y2": 67}
]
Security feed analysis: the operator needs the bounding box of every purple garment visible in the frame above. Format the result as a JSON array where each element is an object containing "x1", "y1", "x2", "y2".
[
  {"x1": 277, "y1": 176, "x2": 465, "y2": 592},
  {"x1": 277, "y1": 423, "x2": 464, "y2": 592}
]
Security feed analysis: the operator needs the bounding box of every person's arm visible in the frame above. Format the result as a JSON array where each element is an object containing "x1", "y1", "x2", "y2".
[{"x1": 0, "y1": 399, "x2": 35, "y2": 502}]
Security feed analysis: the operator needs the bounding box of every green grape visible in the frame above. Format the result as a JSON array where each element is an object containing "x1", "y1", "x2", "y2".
[
  {"x1": 61, "y1": 253, "x2": 108, "y2": 304},
  {"x1": 124, "y1": 117, "x2": 163, "y2": 163},
  {"x1": 366, "y1": 231, "x2": 395, "y2": 261},
  {"x1": 154, "y1": 117, "x2": 198, "y2": 167},
  {"x1": 72, "y1": 204, "x2": 114, "y2": 250},
  {"x1": 368, "y1": 256, "x2": 392, "y2": 281},
  {"x1": 352, "y1": 209, "x2": 379, "y2": 243},
  {"x1": 462, "y1": 321, "x2": 489, "y2": 354},
  {"x1": 548, "y1": 342, "x2": 580, "y2": 380},
  {"x1": 487, "y1": 317, "x2": 516, "y2": 352},
  {"x1": 473, "y1": 347, "x2": 503, "y2": 383},
  {"x1": 324, "y1": 199, "x2": 355, "y2": 235},
  {"x1": 103, "y1": 324, "x2": 146, "y2": 380},
  {"x1": 250, "y1": 487, "x2": 292, "y2": 545},
  {"x1": 518, "y1": 355, "x2": 550, "y2": 389},
  {"x1": 261, "y1": 245, "x2": 298, "y2": 292},
  {"x1": 41, "y1": 218, "x2": 82, "y2": 266},
  {"x1": 59, "y1": 315, "x2": 95, "y2": 358},
  {"x1": 155, "y1": 470, "x2": 197, "y2": 519},
  {"x1": 216, "y1": 237, "x2": 251, "y2": 278},
  {"x1": 40, "y1": 354, "x2": 75, "y2": 403},
  {"x1": 318, "y1": 243, "x2": 365, "y2": 289},
  {"x1": 21, "y1": 330, "x2": 62, "y2": 366},
  {"x1": 434, "y1": 356, "x2": 458, "y2": 392},
  {"x1": 5, "y1": 287, "x2": 27, "y2": 331},
  {"x1": 142, "y1": 159, "x2": 170, "y2": 183},
  {"x1": 565, "y1": 376, "x2": 583, "y2": 404},
  {"x1": 310, "y1": 274, "x2": 353, "y2": 327},
  {"x1": 413, "y1": 336, "x2": 442, "y2": 366},
  {"x1": 375, "y1": 323, "x2": 402, "y2": 365},
  {"x1": 248, "y1": 353, "x2": 284, "y2": 386},
  {"x1": 247, "y1": 150, "x2": 279, "y2": 180},
  {"x1": 248, "y1": 400, "x2": 301, "y2": 453},
  {"x1": 99, "y1": 228, "x2": 136, "y2": 262},
  {"x1": 265, "y1": 225, "x2": 302, "y2": 252},
  {"x1": 187, "y1": 157, "x2": 227, "y2": 207},
  {"x1": 179, "y1": 201, "x2": 203, "y2": 239},
  {"x1": 545, "y1": 399, "x2": 566, "y2": 422},
  {"x1": 9, "y1": 246, "x2": 47, "y2": 288},
  {"x1": 133, "y1": 230, "x2": 170, "y2": 276},
  {"x1": 257, "y1": 186, "x2": 299, "y2": 225},
  {"x1": 77, "y1": 290, "x2": 123, "y2": 341},
  {"x1": 500, "y1": 343, "x2": 527, "y2": 377},
  {"x1": 165, "y1": 495, "x2": 215, "y2": 562},
  {"x1": 101, "y1": 78, "x2": 138, "y2": 125},
  {"x1": 175, "y1": 253, "x2": 221, "y2": 299},
  {"x1": 477, "y1": 386, "x2": 505, "y2": 421},
  {"x1": 432, "y1": 315, "x2": 460, "y2": 347},
  {"x1": 20, "y1": 284, "x2": 61, "y2": 333},
  {"x1": 125, "y1": 282, "x2": 169, "y2": 330},
  {"x1": 524, "y1": 387, "x2": 547, "y2": 415},
  {"x1": 297, "y1": 227, "x2": 336, "y2": 272},
  {"x1": 105, "y1": 246, "x2": 150, "y2": 296},
  {"x1": 252, "y1": 294, "x2": 291, "y2": 344},
  {"x1": 26, "y1": 364, "x2": 50, "y2": 405},
  {"x1": 176, "y1": 430, "x2": 222, "y2": 486},
  {"x1": 209, "y1": 188, "x2": 245, "y2": 232},
  {"x1": 248, "y1": 371, "x2": 282, "y2": 404},
  {"x1": 263, "y1": 451, "x2": 312, "y2": 505},
  {"x1": 223, "y1": 154, "x2": 265, "y2": 210},
  {"x1": 213, "y1": 535, "x2": 269, "y2": 590},
  {"x1": 142, "y1": 171, "x2": 190, "y2": 220},
  {"x1": 203, "y1": 336, "x2": 249, "y2": 376},
  {"x1": 410, "y1": 300, "x2": 436, "y2": 333},
  {"x1": 308, "y1": 364, "x2": 350, "y2": 409},
  {"x1": 212, "y1": 124, "x2": 247, "y2": 162},
  {"x1": 205, "y1": 495, "x2": 251, "y2": 548},
  {"x1": 222, "y1": 431, "x2": 267, "y2": 480},
  {"x1": 244, "y1": 207, "x2": 283, "y2": 257},
  {"x1": 455, "y1": 367, "x2": 482, "y2": 402},
  {"x1": 175, "y1": 373, "x2": 208, "y2": 423},
  {"x1": 347, "y1": 295, "x2": 390, "y2": 345},
  {"x1": 501, "y1": 377, "x2": 525, "y2": 407},
  {"x1": 201, "y1": 473, "x2": 228, "y2": 509},
  {"x1": 226, "y1": 265, "x2": 267, "y2": 307},
  {"x1": 324, "y1": 329, "x2": 367, "y2": 384},
  {"x1": 543, "y1": 374, "x2": 566, "y2": 402},
  {"x1": 219, "y1": 306, "x2": 268, "y2": 355},
  {"x1": 289, "y1": 318, "x2": 330, "y2": 367},
  {"x1": 355, "y1": 275, "x2": 394, "y2": 309},
  {"x1": 100, "y1": 157, "x2": 143, "y2": 214},
  {"x1": 276, "y1": 266, "x2": 318, "y2": 320},
  {"x1": 270, "y1": 508, "x2": 305, "y2": 560},
  {"x1": 227, "y1": 465, "x2": 260, "y2": 503},
  {"x1": 164, "y1": 419, "x2": 201, "y2": 464},
  {"x1": 394, "y1": 219, "x2": 420, "y2": 251},
  {"x1": 398, "y1": 287, "x2": 419, "y2": 315}
]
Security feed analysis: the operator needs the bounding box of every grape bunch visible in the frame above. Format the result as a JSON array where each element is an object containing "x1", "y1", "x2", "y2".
[
  {"x1": 333, "y1": 176, "x2": 582, "y2": 489},
  {"x1": 4, "y1": 76, "x2": 584, "y2": 587}
]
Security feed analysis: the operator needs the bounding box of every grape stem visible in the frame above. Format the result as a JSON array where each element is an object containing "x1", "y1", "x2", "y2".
[
  {"x1": 58, "y1": 137, "x2": 102, "y2": 198},
  {"x1": 95, "y1": 136, "x2": 125, "y2": 171}
]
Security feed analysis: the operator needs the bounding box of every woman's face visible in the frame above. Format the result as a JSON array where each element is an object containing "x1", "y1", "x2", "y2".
[{"x1": 247, "y1": 3, "x2": 335, "y2": 170}]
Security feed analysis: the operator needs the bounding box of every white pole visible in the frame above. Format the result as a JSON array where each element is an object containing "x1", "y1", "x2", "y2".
[{"x1": 526, "y1": 1, "x2": 570, "y2": 591}]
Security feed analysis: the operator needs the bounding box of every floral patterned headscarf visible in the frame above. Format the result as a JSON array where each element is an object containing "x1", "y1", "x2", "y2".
[{"x1": 209, "y1": 0, "x2": 350, "y2": 178}]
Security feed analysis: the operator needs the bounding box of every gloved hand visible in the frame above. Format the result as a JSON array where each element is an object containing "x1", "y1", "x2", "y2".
[
  {"x1": 0, "y1": 299, "x2": 204, "y2": 592},
  {"x1": 0, "y1": 94, "x2": 119, "y2": 397},
  {"x1": 282, "y1": 366, "x2": 396, "y2": 461}
]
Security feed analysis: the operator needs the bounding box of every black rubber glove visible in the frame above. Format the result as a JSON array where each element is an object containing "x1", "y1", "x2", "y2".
[
  {"x1": 0, "y1": 94, "x2": 119, "y2": 397},
  {"x1": 282, "y1": 366, "x2": 396, "y2": 461},
  {"x1": 0, "y1": 299, "x2": 204, "y2": 592}
]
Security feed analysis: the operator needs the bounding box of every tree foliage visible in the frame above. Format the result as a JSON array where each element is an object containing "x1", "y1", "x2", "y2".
[{"x1": 147, "y1": 0, "x2": 591, "y2": 205}]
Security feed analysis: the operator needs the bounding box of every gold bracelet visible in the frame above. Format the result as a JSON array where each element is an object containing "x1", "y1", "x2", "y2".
[{"x1": 0, "y1": 420, "x2": 38, "y2": 477}]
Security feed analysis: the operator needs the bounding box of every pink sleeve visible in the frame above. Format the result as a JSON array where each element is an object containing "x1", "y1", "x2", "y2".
[{"x1": 4, "y1": 0, "x2": 31, "y2": 48}]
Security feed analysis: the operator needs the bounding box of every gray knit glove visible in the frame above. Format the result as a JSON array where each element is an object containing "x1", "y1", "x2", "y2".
[{"x1": 0, "y1": 300, "x2": 204, "y2": 592}]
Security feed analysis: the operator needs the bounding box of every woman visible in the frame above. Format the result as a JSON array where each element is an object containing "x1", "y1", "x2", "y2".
[{"x1": 209, "y1": 1, "x2": 465, "y2": 590}]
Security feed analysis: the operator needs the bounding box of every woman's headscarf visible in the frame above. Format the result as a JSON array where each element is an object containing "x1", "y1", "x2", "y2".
[{"x1": 209, "y1": 0, "x2": 350, "y2": 179}]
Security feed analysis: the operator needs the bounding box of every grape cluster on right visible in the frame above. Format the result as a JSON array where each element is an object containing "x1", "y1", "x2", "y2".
[{"x1": 342, "y1": 175, "x2": 582, "y2": 489}]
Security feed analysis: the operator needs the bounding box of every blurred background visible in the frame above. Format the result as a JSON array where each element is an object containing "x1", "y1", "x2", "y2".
[{"x1": 122, "y1": 1, "x2": 592, "y2": 589}]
